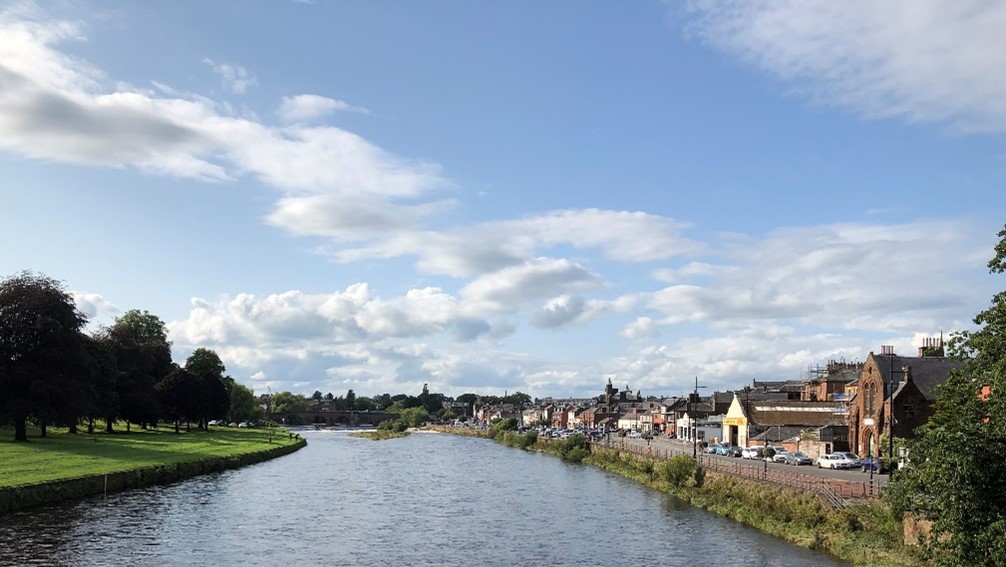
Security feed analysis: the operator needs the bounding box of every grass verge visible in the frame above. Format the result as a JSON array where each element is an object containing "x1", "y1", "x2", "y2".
[{"x1": 0, "y1": 424, "x2": 302, "y2": 489}]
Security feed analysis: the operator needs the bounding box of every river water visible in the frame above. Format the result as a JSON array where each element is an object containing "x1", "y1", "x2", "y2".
[{"x1": 0, "y1": 430, "x2": 846, "y2": 566}]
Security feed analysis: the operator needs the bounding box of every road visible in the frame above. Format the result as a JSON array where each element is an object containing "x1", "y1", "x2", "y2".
[{"x1": 601, "y1": 434, "x2": 889, "y2": 492}]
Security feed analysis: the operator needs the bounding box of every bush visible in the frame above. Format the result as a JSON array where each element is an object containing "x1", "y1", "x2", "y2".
[
  {"x1": 563, "y1": 447, "x2": 590, "y2": 463},
  {"x1": 661, "y1": 455, "x2": 697, "y2": 487}
]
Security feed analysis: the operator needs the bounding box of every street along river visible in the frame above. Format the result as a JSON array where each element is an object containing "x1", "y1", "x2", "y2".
[{"x1": 0, "y1": 430, "x2": 847, "y2": 566}]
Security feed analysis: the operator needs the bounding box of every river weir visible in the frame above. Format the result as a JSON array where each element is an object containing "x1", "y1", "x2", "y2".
[{"x1": 0, "y1": 430, "x2": 846, "y2": 566}]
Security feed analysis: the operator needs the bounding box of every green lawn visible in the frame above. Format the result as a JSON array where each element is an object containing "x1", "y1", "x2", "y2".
[{"x1": 0, "y1": 424, "x2": 301, "y2": 488}]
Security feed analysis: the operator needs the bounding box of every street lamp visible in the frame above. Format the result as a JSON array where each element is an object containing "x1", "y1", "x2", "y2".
[
  {"x1": 887, "y1": 355, "x2": 908, "y2": 480},
  {"x1": 690, "y1": 376, "x2": 707, "y2": 460}
]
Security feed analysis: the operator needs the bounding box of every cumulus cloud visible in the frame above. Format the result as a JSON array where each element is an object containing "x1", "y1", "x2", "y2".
[
  {"x1": 460, "y1": 258, "x2": 604, "y2": 310},
  {"x1": 333, "y1": 209, "x2": 702, "y2": 278},
  {"x1": 0, "y1": 9, "x2": 447, "y2": 228},
  {"x1": 72, "y1": 291, "x2": 120, "y2": 324},
  {"x1": 203, "y1": 58, "x2": 258, "y2": 94},
  {"x1": 682, "y1": 0, "x2": 1006, "y2": 133},
  {"x1": 278, "y1": 94, "x2": 368, "y2": 123},
  {"x1": 644, "y1": 219, "x2": 989, "y2": 331}
]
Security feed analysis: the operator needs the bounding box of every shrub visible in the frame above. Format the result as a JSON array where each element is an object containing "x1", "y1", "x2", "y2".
[
  {"x1": 563, "y1": 447, "x2": 590, "y2": 463},
  {"x1": 661, "y1": 455, "x2": 697, "y2": 487}
]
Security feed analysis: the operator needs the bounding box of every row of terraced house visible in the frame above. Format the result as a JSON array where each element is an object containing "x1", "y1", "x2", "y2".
[{"x1": 472, "y1": 337, "x2": 962, "y2": 462}]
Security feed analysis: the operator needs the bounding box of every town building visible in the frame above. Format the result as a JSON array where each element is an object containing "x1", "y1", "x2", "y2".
[{"x1": 847, "y1": 340, "x2": 963, "y2": 457}]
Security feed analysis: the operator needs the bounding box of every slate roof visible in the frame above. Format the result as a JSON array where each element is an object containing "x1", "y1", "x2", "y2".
[
  {"x1": 873, "y1": 354, "x2": 963, "y2": 401},
  {"x1": 750, "y1": 401, "x2": 847, "y2": 427}
]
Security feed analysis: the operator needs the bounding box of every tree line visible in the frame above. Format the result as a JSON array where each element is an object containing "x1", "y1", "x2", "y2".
[{"x1": 0, "y1": 271, "x2": 261, "y2": 441}]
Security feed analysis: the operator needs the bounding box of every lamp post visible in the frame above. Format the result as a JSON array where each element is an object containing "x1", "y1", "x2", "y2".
[
  {"x1": 690, "y1": 376, "x2": 707, "y2": 460},
  {"x1": 886, "y1": 353, "x2": 907, "y2": 481}
]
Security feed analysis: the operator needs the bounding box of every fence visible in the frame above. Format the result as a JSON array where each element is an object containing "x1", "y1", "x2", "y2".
[{"x1": 595, "y1": 438, "x2": 880, "y2": 509}]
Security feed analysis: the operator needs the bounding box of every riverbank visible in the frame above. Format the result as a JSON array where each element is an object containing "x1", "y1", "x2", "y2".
[
  {"x1": 429, "y1": 426, "x2": 918, "y2": 567},
  {"x1": 349, "y1": 429, "x2": 409, "y2": 440},
  {"x1": 0, "y1": 425, "x2": 305, "y2": 513}
]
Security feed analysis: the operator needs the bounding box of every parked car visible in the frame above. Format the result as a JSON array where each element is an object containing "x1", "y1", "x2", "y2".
[
  {"x1": 628, "y1": 430, "x2": 642, "y2": 439},
  {"x1": 727, "y1": 445, "x2": 743, "y2": 458},
  {"x1": 837, "y1": 452, "x2": 862, "y2": 468},
  {"x1": 860, "y1": 456, "x2": 885, "y2": 473},
  {"x1": 817, "y1": 453, "x2": 851, "y2": 469},
  {"x1": 741, "y1": 446, "x2": 764, "y2": 460},
  {"x1": 704, "y1": 443, "x2": 721, "y2": 454},
  {"x1": 771, "y1": 448, "x2": 791, "y2": 463},
  {"x1": 784, "y1": 452, "x2": 813, "y2": 466}
]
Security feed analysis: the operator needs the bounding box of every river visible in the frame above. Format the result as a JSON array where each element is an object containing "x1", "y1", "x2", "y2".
[{"x1": 0, "y1": 430, "x2": 847, "y2": 566}]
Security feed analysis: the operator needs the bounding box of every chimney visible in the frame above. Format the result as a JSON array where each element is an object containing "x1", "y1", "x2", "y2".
[
  {"x1": 918, "y1": 336, "x2": 945, "y2": 357},
  {"x1": 881, "y1": 345, "x2": 894, "y2": 356}
]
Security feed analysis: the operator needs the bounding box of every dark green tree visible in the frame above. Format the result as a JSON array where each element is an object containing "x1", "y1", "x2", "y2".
[
  {"x1": 0, "y1": 272, "x2": 90, "y2": 441},
  {"x1": 228, "y1": 381, "x2": 262, "y2": 423},
  {"x1": 345, "y1": 389, "x2": 356, "y2": 411},
  {"x1": 885, "y1": 226, "x2": 1006, "y2": 565},
  {"x1": 184, "y1": 348, "x2": 229, "y2": 428},
  {"x1": 354, "y1": 396, "x2": 376, "y2": 411},
  {"x1": 107, "y1": 310, "x2": 173, "y2": 431},
  {"x1": 155, "y1": 367, "x2": 200, "y2": 433}
]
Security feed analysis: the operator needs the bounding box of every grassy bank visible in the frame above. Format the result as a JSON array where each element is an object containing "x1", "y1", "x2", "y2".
[
  {"x1": 349, "y1": 430, "x2": 409, "y2": 440},
  {"x1": 430, "y1": 427, "x2": 916, "y2": 566},
  {"x1": 585, "y1": 446, "x2": 916, "y2": 566},
  {"x1": 0, "y1": 424, "x2": 303, "y2": 490}
]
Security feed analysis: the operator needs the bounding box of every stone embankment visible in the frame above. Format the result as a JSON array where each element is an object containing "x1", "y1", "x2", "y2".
[{"x1": 0, "y1": 438, "x2": 306, "y2": 514}]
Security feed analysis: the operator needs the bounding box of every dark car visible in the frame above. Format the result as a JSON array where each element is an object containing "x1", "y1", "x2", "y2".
[{"x1": 861, "y1": 456, "x2": 885, "y2": 473}]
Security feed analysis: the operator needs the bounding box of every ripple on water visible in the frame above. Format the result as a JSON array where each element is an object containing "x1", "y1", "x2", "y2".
[{"x1": 0, "y1": 431, "x2": 848, "y2": 567}]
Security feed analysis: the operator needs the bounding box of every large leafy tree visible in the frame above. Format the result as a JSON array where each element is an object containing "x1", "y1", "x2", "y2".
[
  {"x1": 886, "y1": 226, "x2": 1006, "y2": 565},
  {"x1": 155, "y1": 367, "x2": 200, "y2": 433},
  {"x1": 0, "y1": 272, "x2": 90, "y2": 441},
  {"x1": 184, "y1": 348, "x2": 229, "y2": 428},
  {"x1": 107, "y1": 309, "x2": 173, "y2": 430},
  {"x1": 271, "y1": 391, "x2": 309, "y2": 413},
  {"x1": 228, "y1": 381, "x2": 262, "y2": 423}
]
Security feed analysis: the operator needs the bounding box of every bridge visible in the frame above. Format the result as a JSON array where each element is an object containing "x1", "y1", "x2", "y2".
[{"x1": 270, "y1": 410, "x2": 396, "y2": 427}]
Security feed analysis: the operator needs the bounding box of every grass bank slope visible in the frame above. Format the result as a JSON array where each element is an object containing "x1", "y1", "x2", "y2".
[{"x1": 0, "y1": 425, "x2": 305, "y2": 513}]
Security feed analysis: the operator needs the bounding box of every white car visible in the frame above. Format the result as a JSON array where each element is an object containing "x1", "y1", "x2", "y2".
[
  {"x1": 741, "y1": 446, "x2": 764, "y2": 459},
  {"x1": 817, "y1": 453, "x2": 852, "y2": 469}
]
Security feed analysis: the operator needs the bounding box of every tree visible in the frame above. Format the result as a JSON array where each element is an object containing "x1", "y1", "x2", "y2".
[
  {"x1": 107, "y1": 310, "x2": 173, "y2": 431},
  {"x1": 0, "y1": 272, "x2": 90, "y2": 441},
  {"x1": 155, "y1": 368, "x2": 200, "y2": 433},
  {"x1": 885, "y1": 226, "x2": 1006, "y2": 565},
  {"x1": 82, "y1": 331, "x2": 119, "y2": 434},
  {"x1": 228, "y1": 382, "x2": 262, "y2": 423},
  {"x1": 354, "y1": 396, "x2": 376, "y2": 411},
  {"x1": 184, "y1": 348, "x2": 229, "y2": 428},
  {"x1": 271, "y1": 391, "x2": 308, "y2": 413},
  {"x1": 345, "y1": 389, "x2": 356, "y2": 411},
  {"x1": 311, "y1": 390, "x2": 323, "y2": 401}
]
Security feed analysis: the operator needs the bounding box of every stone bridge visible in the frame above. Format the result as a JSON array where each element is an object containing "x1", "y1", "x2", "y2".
[{"x1": 270, "y1": 410, "x2": 396, "y2": 427}]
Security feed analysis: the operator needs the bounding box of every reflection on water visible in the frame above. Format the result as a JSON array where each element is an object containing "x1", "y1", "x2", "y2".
[{"x1": 0, "y1": 431, "x2": 847, "y2": 566}]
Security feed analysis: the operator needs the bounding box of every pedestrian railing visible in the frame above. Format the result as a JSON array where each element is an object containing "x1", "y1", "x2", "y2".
[{"x1": 593, "y1": 438, "x2": 871, "y2": 509}]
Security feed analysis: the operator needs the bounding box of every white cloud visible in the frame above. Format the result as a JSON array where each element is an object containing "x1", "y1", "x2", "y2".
[
  {"x1": 203, "y1": 58, "x2": 258, "y2": 94},
  {"x1": 72, "y1": 291, "x2": 120, "y2": 325},
  {"x1": 278, "y1": 94, "x2": 368, "y2": 123},
  {"x1": 683, "y1": 0, "x2": 1006, "y2": 133},
  {"x1": 620, "y1": 316, "x2": 656, "y2": 340},
  {"x1": 644, "y1": 219, "x2": 990, "y2": 331},
  {"x1": 460, "y1": 258, "x2": 604, "y2": 310}
]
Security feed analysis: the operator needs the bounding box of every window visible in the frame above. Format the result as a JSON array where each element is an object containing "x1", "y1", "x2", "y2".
[{"x1": 902, "y1": 403, "x2": 915, "y2": 419}]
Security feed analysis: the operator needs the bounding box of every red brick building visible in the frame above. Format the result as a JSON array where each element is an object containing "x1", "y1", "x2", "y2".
[{"x1": 847, "y1": 340, "x2": 962, "y2": 457}]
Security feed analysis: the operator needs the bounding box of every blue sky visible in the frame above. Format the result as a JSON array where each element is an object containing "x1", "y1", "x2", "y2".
[{"x1": 2, "y1": 1, "x2": 1004, "y2": 400}]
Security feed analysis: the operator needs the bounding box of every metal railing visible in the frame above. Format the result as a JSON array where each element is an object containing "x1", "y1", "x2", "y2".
[{"x1": 594, "y1": 438, "x2": 870, "y2": 509}]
